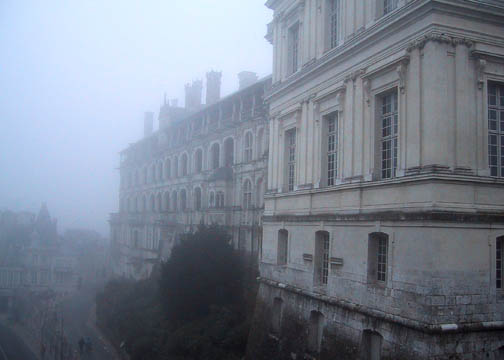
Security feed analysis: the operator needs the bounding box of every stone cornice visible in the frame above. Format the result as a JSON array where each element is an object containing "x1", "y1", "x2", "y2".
[
  {"x1": 405, "y1": 32, "x2": 474, "y2": 52},
  {"x1": 267, "y1": 0, "x2": 504, "y2": 102}
]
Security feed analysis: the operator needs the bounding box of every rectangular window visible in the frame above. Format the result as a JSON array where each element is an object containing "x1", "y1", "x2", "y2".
[
  {"x1": 321, "y1": 236, "x2": 330, "y2": 285},
  {"x1": 329, "y1": 0, "x2": 339, "y2": 49},
  {"x1": 497, "y1": 237, "x2": 503, "y2": 289},
  {"x1": 327, "y1": 113, "x2": 339, "y2": 186},
  {"x1": 383, "y1": 0, "x2": 398, "y2": 15},
  {"x1": 286, "y1": 129, "x2": 296, "y2": 191},
  {"x1": 380, "y1": 91, "x2": 398, "y2": 179},
  {"x1": 377, "y1": 237, "x2": 387, "y2": 282},
  {"x1": 368, "y1": 233, "x2": 388, "y2": 284},
  {"x1": 288, "y1": 23, "x2": 299, "y2": 75},
  {"x1": 488, "y1": 82, "x2": 504, "y2": 177},
  {"x1": 315, "y1": 232, "x2": 330, "y2": 286}
]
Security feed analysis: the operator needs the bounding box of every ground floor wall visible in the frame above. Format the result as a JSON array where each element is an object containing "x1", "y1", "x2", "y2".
[{"x1": 246, "y1": 281, "x2": 504, "y2": 360}]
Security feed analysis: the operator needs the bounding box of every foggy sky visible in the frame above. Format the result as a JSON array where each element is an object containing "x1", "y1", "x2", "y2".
[{"x1": 0, "y1": 1, "x2": 272, "y2": 236}]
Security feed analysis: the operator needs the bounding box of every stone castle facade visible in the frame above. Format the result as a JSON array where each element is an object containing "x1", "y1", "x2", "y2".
[
  {"x1": 246, "y1": 0, "x2": 504, "y2": 359},
  {"x1": 110, "y1": 72, "x2": 271, "y2": 279}
]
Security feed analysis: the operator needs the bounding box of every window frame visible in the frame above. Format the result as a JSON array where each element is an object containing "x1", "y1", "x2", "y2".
[
  {"x1": 488, "y1": 82, "x2": 504, "y2": 178},
  {"x1": 285, "y1": 128, "x2": 297, "y2": 192},
  {"x1": 377, "y1": 89, "x2": 399, "y2": 180},
  {"x1": 243, "y1": 179, "x2": 252, "y2": 209},
  {"x1": 277, "y1": 229, "x2": 288, "y2": 265},
  {"x1": 367, "y1": 232, "x2": 389, "y2": 286},
  {"x1": 497, "y1": 236, "x2": 503, "y2": 289},
  {"x1": 287, "y1": 22, "x2": 300, "y2": 75},
  {"x1": 314, "y1": 231, "x2": 330, "y2": 286},
  {"x1": 244, "y1": 132, "x2": 253, "y2": 162},
  {"x1": 327, "y1": 0, "x2": 340, "y2": 50},
  {"x1": 383, "y1": 0, "x2": 399, "y2": 15}
]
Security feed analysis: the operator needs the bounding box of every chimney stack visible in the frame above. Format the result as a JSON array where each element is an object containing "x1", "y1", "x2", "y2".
[
  {"x1": 238, "y1": 71, "x2": 259, "y2": 90},
  {"x1": 184, "y1": 80, "x2": 203, "y2": 110},
  {"x1": 144, "y1": 112, "x2": 154, "y2": 137},
  {"x1": 206, "y1": 71, "x2": 222, "y2": 105},
  {"x1": 170, "y1": 99, "x2": 178, "y2": 107}
]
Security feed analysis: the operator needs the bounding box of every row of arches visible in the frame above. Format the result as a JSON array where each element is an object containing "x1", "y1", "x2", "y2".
[
  {"x1": 271, "y1": 297, "x2": 383, "y2": 358},
  {"x1": 121, "y1": 177, "x2": 265, "y2": 213},
  {"x1": 123, "y1": 128, "x2": 266, "y2": 189}
]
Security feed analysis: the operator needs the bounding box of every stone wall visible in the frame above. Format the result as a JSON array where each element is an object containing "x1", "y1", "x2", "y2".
[{"x1": 246, "y1": 281, "x2": 504, "y2": 360}]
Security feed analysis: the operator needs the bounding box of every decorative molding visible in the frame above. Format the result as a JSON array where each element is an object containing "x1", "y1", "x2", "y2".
[
  {"x1": 363, "y1": 79, "x2": 371, "y2": 106},
  {"x1": 406, "y1": 33, "x2": 474, "y2": 52},
  {"x1": 476, "y1": 59, "x2": 487, "y2": 90},
  {"x1": 396, "y1": 58, "x2": 410, "y2": 94}
]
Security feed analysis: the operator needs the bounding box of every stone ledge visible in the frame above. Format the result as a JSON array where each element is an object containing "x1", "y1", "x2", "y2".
[{"x1": 258, "y1": 277, "x2": 504, "y2": 335}]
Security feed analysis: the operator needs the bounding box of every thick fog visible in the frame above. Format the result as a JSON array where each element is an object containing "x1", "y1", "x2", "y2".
[{"x1": 0, "y1": 1, "x2": 272, "y2": 236}]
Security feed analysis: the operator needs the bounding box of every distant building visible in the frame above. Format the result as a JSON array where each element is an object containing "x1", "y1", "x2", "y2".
[
  {"x1": 247, "y1": 0, "x2": 504, "y2": 359},
  {"x1": 110, "y1": 72, "x2": 270, "y2": 280},
  {"x1": 0, "y1": 204, "x2": 77, "y2": 313}
]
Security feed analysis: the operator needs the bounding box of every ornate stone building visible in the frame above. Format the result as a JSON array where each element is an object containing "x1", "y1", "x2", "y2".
[
  {"x1": 247, "y1": 0, "x2": 504, "y2": 359},
  {"x1": 110, "y1": 72, "x2": 270, "y2": 280}
]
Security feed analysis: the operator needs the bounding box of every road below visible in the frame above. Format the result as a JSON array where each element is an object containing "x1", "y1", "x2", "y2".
[
  {"x1": 0, "y1": 322, "x2": 38, "y2": 360},
  {"x1": 59, "y1": 285, "x2": 118, "y2": 360}
]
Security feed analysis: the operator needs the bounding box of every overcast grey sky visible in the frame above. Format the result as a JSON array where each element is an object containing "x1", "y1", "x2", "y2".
[{"x1": 0, "y1": 1, "x2": 272, "y2": 236}]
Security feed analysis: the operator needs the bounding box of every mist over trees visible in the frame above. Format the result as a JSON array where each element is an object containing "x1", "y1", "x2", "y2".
[{"x1": 96, "y1": 226, "x2": 255, "y2": 360}]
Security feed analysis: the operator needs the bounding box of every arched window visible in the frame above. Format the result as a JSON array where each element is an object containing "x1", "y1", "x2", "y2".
[
  {"x1": 127, "y1": 173, "x2": 132, "y2": 188},
  {"x1": 277, "y1": 229, "x2": 288, "y2": 265},
  {"x1": 142, "y1": 195, "x2": 146, "y2": 212},
  {"x1": 368, "y1": 232, "x2": 389, "y2": 284},
  {"x1": 256, "y1": 178, "x2": 264, "y2": 208},
  {"x1": 150, "y1": 194, "x2": 155, "y2": 212},
  {"x1": 165, "y1": 159, "x2": 171, "y2": 179},
  {"x1": 156, "y1": 193, "x2": 162, "y2": 212},
  {"x1": 180, "y1": 189, "x2": 187, "y2": 211},
  {"x1": 172, "y1": 191, "x2": 178, "y2": 211},
  {"x1": 211, "y1": 143, "x2": 220, "y2": 169},
  {"x1": 244, "y1": 132, "x2": 253, "y2": 162},
  {"x1": 143, "y1": 167, "x2": 148, "y2": 184},
  {"x1": 181, "y1": 153, "x2": 188, "y2": 176},
  {"x1": 164, "y1": 192, "x2": 170, "y2": 212},
  {"x1": 158, "y1": 162, "x2": 163, "y2": 182},
  {"x1": 135, "y1": 170, "x2": 139, "y2": 185},
  {"x1": 194, "y1": 187, "x2": 202, "y2": 210},
  {"x1": 195, "y1": 149, "x2": 203, "y2": 173},
  {"x1": 308, "y1": 311, "x2": 324, "y2": 354},
  {"x1": 150, "y1": 164, "x2": 156, "y2": 183},
  {"x1": 224, "y1": 138, "x2": 234, "y2": 166},
  {"x1": 173, "y1": 156, "x2": 179, "y2": 178},
  {"x1": 209, "y1": 191, "x2": 215, "y2": 208},
  {"x1": 127, "y1": 198, "x2": 131, "y2": 212},
  {"x1": 133, "y1": 230, "x2": 139, "y2": 248},
  {"x1": 257, "y1": 128, "x2": 264, "y2": 158},
  {"x1": 360, "y1": 330, "x2": 383, "y2": 360},
  {"x1": 243, "y1": 179, "x2": 252, "y2": 209},
  {"x1": 134, "y1": 197, "x2": 139, "y2": 212},
  {"x1": 314, "y1": 231, "x2": 330, "y2": 286}
]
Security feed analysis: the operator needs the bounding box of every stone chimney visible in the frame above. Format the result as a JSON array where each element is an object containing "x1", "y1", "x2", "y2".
[
  {"x1": 238, "y1": 71, "x2": 259, "y2": 90},
  {"x1": 206, "y1": 71, "x2": 222, "y2": 105},
  {"x1": 144, "y1": 112, "x2": 154, "y2": 137},
  {"x1": 184, "y1": 80, "x2": 203, "y2": 110}
]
